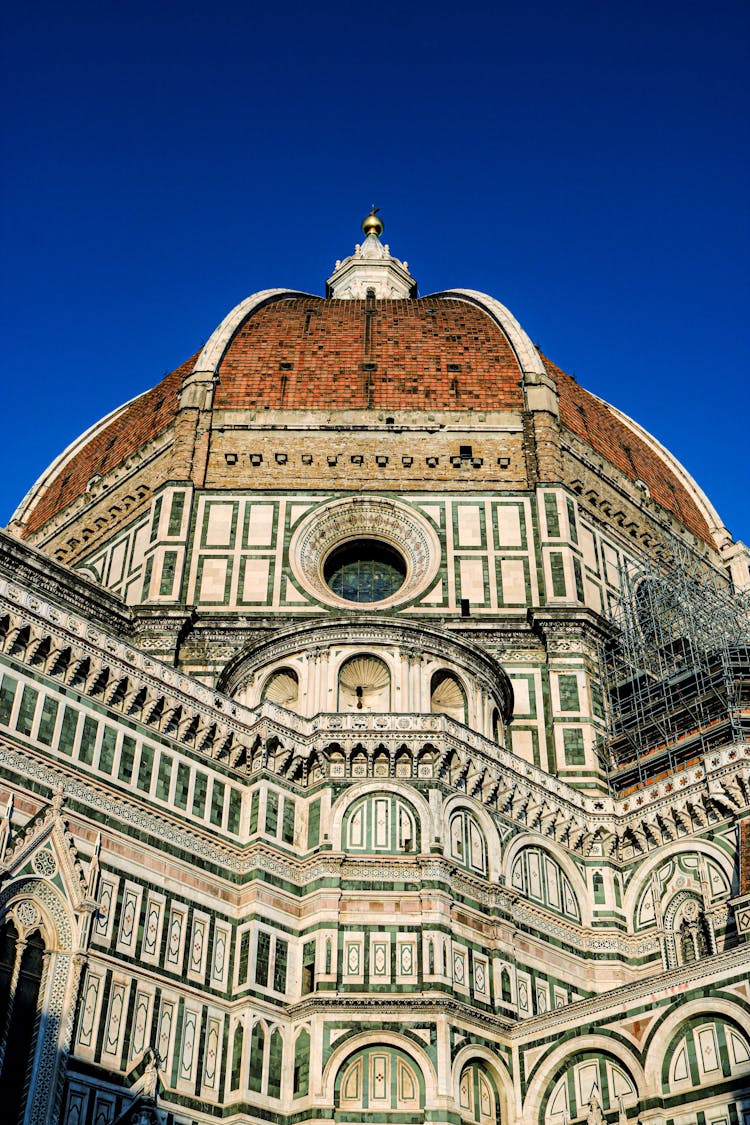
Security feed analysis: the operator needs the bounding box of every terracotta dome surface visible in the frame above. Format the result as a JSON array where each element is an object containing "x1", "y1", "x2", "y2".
[
  {"x1": 214, "y1": 297, "x2": 525, "y2": 412},
  {"x1": 20, "y1": 354, "x2": 198, "y2": 537},
  {"x1": 549, "y1": 358, "x2": 714, "y2": 545},
  {"x1": 15, "y1": 292, "x2": 717, "y2": 549}
]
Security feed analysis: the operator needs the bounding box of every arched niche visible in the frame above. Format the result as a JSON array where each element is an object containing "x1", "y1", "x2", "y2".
[
  {"x1": 261, "y1": 666, "x2": 300, "y2": 709},
  {"x1": 430, "y1": 669, "x2": 468, "y2": 723},
  {"x1": 338, "y1": 654, "x2": 391, "y2": 712}
]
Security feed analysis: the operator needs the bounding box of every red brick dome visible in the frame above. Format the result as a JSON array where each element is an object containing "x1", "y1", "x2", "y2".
[{"x1": 13, "y1": 290, "x2": 722, "y2": 552}]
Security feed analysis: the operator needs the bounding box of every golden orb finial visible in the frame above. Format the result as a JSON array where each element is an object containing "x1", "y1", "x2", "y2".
[{"x1": 361, "y1": 206, "x2": 384, "y2": 238}]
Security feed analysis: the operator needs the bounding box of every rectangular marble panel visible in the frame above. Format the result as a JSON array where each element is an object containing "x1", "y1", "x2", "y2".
[
  {"x1": 92, "y1": 874, "x2": 119, "y2": 945},
  {"x1": 210, "y1": 920, "x2": 231, "y2": 988},
  {"x1": 500, "y1": 558, "x2": 526, "y2": 604},
  {"x1": 116, "y1": 882, "x2": 142, "y2": 956},
  {"x1": 245, "y1": 504, "x2": 275, "y2": 546},
  {"x1": 140, "y1": 892, "x2": 166, "y2": 965}
]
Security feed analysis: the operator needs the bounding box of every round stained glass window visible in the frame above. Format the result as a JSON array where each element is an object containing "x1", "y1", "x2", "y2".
[{"x1": 323, "y1": 539, "x2": 406, "y2": 603}]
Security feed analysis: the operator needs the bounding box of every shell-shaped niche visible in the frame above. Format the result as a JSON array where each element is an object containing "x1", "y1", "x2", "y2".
[
  {"x1": 430, "y1": 671, "x2": 466, "y2": 722},
  {"x1": 262, "y1": 668, "x2": 300, "y2": 709},
  {"x1": 338, "y1": 656, "x2": 391, "y2": 712}
]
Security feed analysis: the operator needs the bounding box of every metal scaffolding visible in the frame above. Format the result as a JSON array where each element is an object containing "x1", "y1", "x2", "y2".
[{"x1": 596, "y1": 541, "x2": 750, "y2": 796}]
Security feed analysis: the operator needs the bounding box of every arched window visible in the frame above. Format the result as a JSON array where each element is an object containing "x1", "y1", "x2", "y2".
[
  {"x1": 458, "y1": 1062, "x2": 498, "y2": 1125},
  {"x1": 510, "y1": 848, "x2": 580, "y2": 922},
  {"x1": 344, "y1": 793, "x2": 420, "y2": 853},
  {"x1": 448, "y1": 809, "x2": 487, "y2": 876},
  {"x1": 431, "y1": 670, "x2": 467, "y2": 723},
  {"x1": 337, "y1": 1046, "x2": 424, "y2": 1111},
  {"x1": 664, "y1": 893, "x2": 713, "y2": 969},
  {"x1": 294, "y1": 1029, "x2": 310, "y2": 1098},
  {"x1": 248, "y1": 1022, "x2": 266, "y2": 1093},
  {"x1": 229, "y1": 1022, "x2": 244, "y2": 1092},
  {"x1": 262, "y1": 667, "x2": 299, "y2": 710},
  {"x1": 338, "y1": 656, "x2": 391, "y2": 711},
  {"x1": 0, "y1": 922, "x2": 46, "y2": 1122},
  {"x1": 267, "y1": 1028, "x2": 283, "y2": 1098}
]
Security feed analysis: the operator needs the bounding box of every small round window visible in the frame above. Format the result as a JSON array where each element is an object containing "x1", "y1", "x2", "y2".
[{"x1": 323, "y1": 539, "x2": 406, "y2": 603}]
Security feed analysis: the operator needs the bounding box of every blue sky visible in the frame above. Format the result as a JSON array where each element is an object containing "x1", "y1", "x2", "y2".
[{"x1": 1, "y1": 0, "x2": 748, "y2": 542}]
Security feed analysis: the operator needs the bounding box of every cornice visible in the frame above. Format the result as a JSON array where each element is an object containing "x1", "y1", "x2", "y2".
[{"x1": 509, "y1": 943, "x2": 750, "y2": 1042}]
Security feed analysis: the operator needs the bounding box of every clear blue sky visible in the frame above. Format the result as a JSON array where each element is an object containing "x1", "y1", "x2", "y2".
[{"x1": 1, "y1": 1, "x2": 748, "y2": 542}]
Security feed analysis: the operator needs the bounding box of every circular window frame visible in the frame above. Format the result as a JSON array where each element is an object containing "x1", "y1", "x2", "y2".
[
  {"x1": 289, "y1": 497, "x2": 441, "y2": 610},
  {"x1": 324, "y1": 538, "x2": 407, "y2": 603}
]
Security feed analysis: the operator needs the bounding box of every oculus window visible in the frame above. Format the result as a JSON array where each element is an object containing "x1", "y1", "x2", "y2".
[{"x1": 324, "y1": 539, "x2": 406, "y2": 603}]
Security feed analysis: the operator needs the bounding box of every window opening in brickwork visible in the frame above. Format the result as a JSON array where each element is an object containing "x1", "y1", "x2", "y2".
[{"x1": 324, "y1": 539, "x2": 406, "y2": 603}]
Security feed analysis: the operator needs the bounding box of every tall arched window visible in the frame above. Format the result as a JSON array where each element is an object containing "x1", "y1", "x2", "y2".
[
  {"x1": 338, "y1": 656, "x2": 391, "y2": 711},
  {"x1": 664, "y1": 893, "x2": 713, "y2": 968},
  {"x1": 230, "y1": 1022, "x2": 244, "y2": 1092},
  {"x1": 248, "y1": 1021, "x2": 266, "y2": 1094},
  {"x1": 0, "y1": 922, "x2": 46, "y2": 1122}
]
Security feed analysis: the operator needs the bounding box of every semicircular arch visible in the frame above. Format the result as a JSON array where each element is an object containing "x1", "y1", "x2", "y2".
[
  {"x1": 503, "y1": 832, "x2": 590, "y2": 926},
  {"x1": 623, "y1": 839, "x2": 735, "y2": 921},
  {"x1": 321, "y1": 1029, "x2": 438, "y2": 1105},
  {"x1": 452, "y1": 1043, "x2": 514, "y2": 1121},
  {"x1": 642, "y1": 993, "x2": 750, "y2": 1091},
  {"x1": 330, "y1": 781, "x2": 433, "y2": 853},
  {"x1": 442, "y1": 794, "x2": 501, "y2": 882},
  {"x1": 522, "y1": 1032, "x2": 645, "y2": 1125}
]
